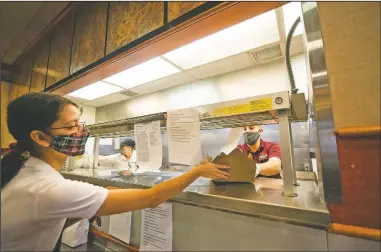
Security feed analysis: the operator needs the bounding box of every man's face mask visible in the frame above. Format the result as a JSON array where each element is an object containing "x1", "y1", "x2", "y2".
[
  {"x1": 50, "y1": 126, "x2": 90, "y2": 156},
  {"x1": 243, "y1": 132, "x2": 260, "y2": 146}
]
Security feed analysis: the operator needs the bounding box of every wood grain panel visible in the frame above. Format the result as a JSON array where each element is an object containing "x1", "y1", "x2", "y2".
[
  {"x1": 17, "y1": 85, "x2": 30, "y2": 98},
  {"x1": 136, "y1": 2, "x2": 164, "y2": 38},
  {"x1": 14, "y1": 56, "x2": 33, "y2": 87},
  {"x1": 168, "y1": 1, "x2": 205, "y2": 21},
  {"x1": 318, "y1": 2, "x2": 380, "y2": 129},
  {"x1": 70, "y1": 2, "x2": 108, "y2": 74},
  {"x1": 1, "y1": 82, "x2": 15, "y2": 148},
  {"x1": 30, "y1": 39, "x2": 50, "y2": 92},
  {"x1": 106, "y1": 2, "x2": 138, "y2": 54},
  {"x1": 106, "y1": 2, "x2": 164, "y2": 55},
  {"x1": 46, "y1": 13, "x2": 75, "y2": 88},
  {"x1": 8, "y1": 83, "x2": 19, "y2": 103},
  {"x1": 328, "y1": 135, "x2": 381, "y2": 229}
]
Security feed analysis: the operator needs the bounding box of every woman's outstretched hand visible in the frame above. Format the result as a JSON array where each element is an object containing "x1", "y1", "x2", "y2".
[{"x1": 195, "y1": 159, "x2": 230, "y2": 180}]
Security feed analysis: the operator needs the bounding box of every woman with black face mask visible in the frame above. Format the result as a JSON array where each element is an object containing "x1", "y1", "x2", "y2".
[{"x1": 1, "y1": 92, "x2": 230, "y2": 251}]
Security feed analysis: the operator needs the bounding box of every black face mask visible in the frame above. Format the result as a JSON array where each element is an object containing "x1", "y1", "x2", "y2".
[{"x1": 243, "y1": 132, "x2": 260, "y2": 145}]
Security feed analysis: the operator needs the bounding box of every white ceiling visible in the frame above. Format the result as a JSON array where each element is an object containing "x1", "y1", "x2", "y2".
[
  {"x1": 66, "y1": 3, "x2": 306, "y2": 108},
  {"x1": 69, "y1": 34, "x2": 306, "y2": 108},
  {"x1": 0, "y1": 1, "x2": 69, "y2": 64}
]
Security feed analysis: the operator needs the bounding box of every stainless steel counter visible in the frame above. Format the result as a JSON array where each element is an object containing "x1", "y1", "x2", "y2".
[{"x1": 61, "y1": 169, "x2": 329, "y2": 229}]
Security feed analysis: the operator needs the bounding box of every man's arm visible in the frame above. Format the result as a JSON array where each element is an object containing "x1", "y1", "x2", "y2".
[
  {"x1": 257, "y1": 157, "x2": 281, "y2": 176},
  {"x1": 257, "y1": 143, "x2": 282, "y2": 176}
]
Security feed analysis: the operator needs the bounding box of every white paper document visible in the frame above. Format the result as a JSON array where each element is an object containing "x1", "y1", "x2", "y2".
[
  {"x1": 167, "y1": 109, "x2": 202, "y2": 166},
  {"x1": 109, "y1": 212, "x2": 132, "y2": 244},
  {"x1": 134, "y1": 121, "x2": 163, "y2": 170},
  {"x1": 140, "y1": 202, "x2": 173, "y2": 251},
  {"x1": 114, "y1": 138, "x2": 120, "y2": 150}
]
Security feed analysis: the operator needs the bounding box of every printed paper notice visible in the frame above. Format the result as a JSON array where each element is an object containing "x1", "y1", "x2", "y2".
[
  {"x1": 134, "y1": 121, "x2": 163, "y2": 170},
  {"x1": 167, "y1": 109, "x2": 202, "y2": 166},
  {"x1": 109, "y1": 212, "x2": 132, "y2": 244},
  {"x1": 140, "y1": 203, "x2": 172, "y2": 251}
]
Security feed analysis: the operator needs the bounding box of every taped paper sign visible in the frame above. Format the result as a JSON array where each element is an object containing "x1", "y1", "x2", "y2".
[
  {"x1": 249, "y1": 98, "x2": 273, "y2": 112},
  {"x1": 210, "y1": 98, "x2": 273, "y2": 117}
]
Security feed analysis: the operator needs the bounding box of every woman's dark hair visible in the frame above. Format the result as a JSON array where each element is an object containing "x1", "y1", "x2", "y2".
[
  {"x1": 120, "y1": 139, "x2": 136, "y2": 149},
  {"x1": 1, "y1": 92, "x2": 78, "y2": 189}
]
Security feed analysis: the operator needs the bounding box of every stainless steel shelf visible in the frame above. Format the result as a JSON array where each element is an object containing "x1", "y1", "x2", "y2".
[{"x1": 88, "y1": 110, "x2": 293, "y2": 138}]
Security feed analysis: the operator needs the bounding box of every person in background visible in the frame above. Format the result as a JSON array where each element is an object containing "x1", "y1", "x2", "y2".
[
  {"x1": 98, "y1": 139, "x2": 137, "y2": 176},
  {"x1": 1, "y1": 92, "x2": 229, "y2": 251},
  {"x1": 101, "y1": 139, "x2": 136, "y2": 163},
  {"x1": 237, "y1": 126, "x2": 282, "y2": 179}
]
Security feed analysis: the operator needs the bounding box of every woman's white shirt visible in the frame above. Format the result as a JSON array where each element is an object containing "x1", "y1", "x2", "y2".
[{"x1": 1, "y1": 157, "x2": 108, "y2": 251}]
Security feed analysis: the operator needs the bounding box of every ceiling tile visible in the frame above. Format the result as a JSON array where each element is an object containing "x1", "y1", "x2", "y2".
[
  {"x1": 83, "y1": 93, "x2": 131, "y2": 107},
  {"x1": 129, "y1": 71, "x2": 195, "y2": 95},
  {"x1": 185, "y1": 52, "x2": 254, "y2": 80}
]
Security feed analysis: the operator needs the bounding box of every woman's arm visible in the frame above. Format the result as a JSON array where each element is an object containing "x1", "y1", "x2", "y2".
[{"x1": 95, "y1": 161, "x2": 229, "y2": 216}]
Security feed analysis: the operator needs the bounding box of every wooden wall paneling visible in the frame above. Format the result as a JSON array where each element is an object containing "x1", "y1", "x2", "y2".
[
  {"x1": 1, "y1": 82, "x2": 14, "y2": 148},
  {"x1": 17, "y1": 84, "x2": 30, "y2": 98},
  {"x1": 168, "y1": 1, "x2": 205, "y2": 22},
  {"x1": 106, "y1": 2, "x2": 139, "y2": 54},
  {"x1": 70, "y1": 2, "x2": 108, "y2": 74},
  {"x1": 318, "y1": 2, "x2": 380, "y2": 129},
  {"x1": 136, "y1": 2, "x2": 164, "y2": 39},
  {"x1": 7, "y1": 83, "x2": 18, "y2": 103},
  {"x1": 30, "y1": 39, "x2": 50, "y2": 92},
  {"x1": 46, "y1": 12, "x2": 75, "y2": 88},
  {"x1": 106, "y1": 2, "x2": 164, "y2": 55},
  {"x1": 13, "y1": 55, "x2": 33, "y2": 88},
  {"x1": 328, "y1": 135, "x2": 381, "y2": 229}
]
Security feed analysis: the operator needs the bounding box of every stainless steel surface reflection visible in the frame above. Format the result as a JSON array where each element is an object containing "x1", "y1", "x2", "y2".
[
  {"x1": 301, "y1": 2, "x2": 342, "y2": 203},
  {"x1": 62, "y1": 169, "x2": 329, "y2": 228}
]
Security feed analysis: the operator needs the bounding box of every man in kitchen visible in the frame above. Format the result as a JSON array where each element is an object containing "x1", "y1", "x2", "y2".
[
  {"x1": 98, "y1": 139, "x2": 137, "y2": 176},
  {"x1": 238, "y1": 126, "x2": 282, "y2": 179}
]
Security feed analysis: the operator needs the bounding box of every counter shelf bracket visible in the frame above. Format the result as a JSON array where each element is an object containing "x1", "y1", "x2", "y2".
[
  {"x1": 92, "y1": 136, "x2": 100, "y2": 176},
  {"x1": 279, "y1": 109, "x2": 298, "y2": 197}
]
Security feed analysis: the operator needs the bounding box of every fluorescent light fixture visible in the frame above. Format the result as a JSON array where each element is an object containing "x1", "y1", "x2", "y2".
[
  {"x1": 104, "y1": 57, "x2": 180, "y2": 89},
  {"x1": 67, "y1": 81, "x2": 123, "y2": 100},
  {"x1": 163, "y1": 10, "x2": 279, "y2": 70},
  {"x1": 283, "y1": 2, "x2": 304, "y2": 36}
]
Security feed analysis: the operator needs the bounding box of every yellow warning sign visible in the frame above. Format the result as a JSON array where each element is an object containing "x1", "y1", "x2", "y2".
[
  {"x1": 249, "y1": 98, "x2": 273, "y2": 112},
  {"x1": 210, "y1": 98, "x2": 273, "y2": 117},
  {"x1": 211, "y1": 104, "x2": 249, "y2": 117}
]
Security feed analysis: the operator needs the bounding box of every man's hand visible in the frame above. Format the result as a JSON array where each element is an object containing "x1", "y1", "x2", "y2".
[{"x1": 118, "y1": 170, "x2": 132, "y2": 177}]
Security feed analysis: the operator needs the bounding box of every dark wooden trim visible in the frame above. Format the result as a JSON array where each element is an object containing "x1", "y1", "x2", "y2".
[
  {"x1": 68, "y1": 11, "x2": 77, "y2": 75},
  {"x1": 164, "y1": 1, "x2": 168, "y2": 24},
  {"x1": 90, "y1": 227, "x2": 139, "y2": 252},
  {"x1": 168, "y1": 1, "x2": 222, "y2": 27},
  {"x1": 104, "y1": 1, "x2": 111, "y2": 56},
  {"x1": 44, "y1": 36, "x2": 53, "y2": 91},
  {"x1": 28, "y1": 53, "x2": 35, "y2": 93}
]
